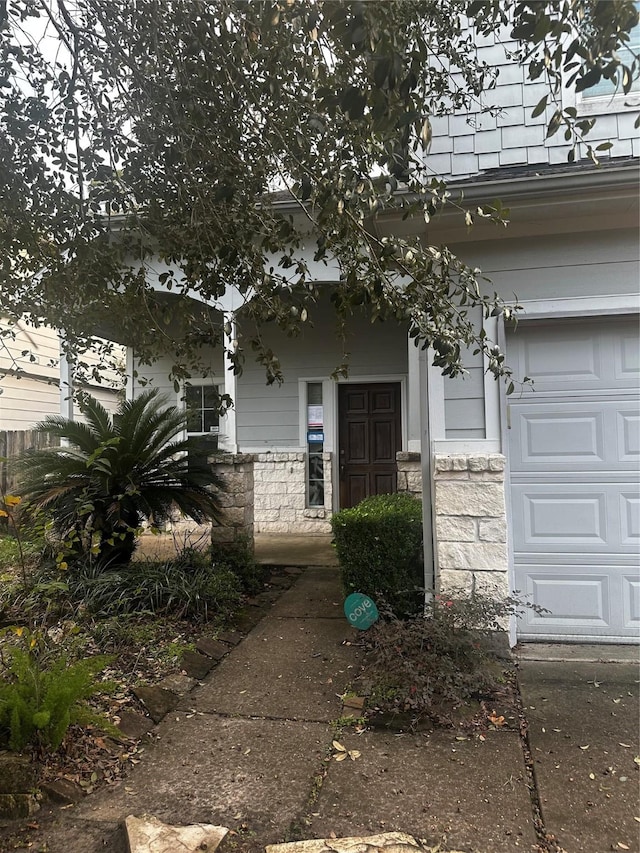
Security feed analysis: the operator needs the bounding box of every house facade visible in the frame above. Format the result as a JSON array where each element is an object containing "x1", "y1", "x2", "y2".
[{"x1": 126, "y1": 29, "x2": 639, "y2": 644}]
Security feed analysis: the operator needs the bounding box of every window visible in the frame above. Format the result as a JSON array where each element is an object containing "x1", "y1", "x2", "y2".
[
  {"x1": 578, "y1": 4, "x2": 640, "y2": 111},
  {"x1": 185, "y1": 384, "x2": 220, "y2": 467},
  {"x1": 306, "y1": 382, "x2": 324, "y2": 507}
]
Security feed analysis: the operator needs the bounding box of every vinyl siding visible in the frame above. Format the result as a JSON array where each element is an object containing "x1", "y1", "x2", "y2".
[
  {"x1": 235, "y1": 295, "x2": 409, "y2": 449},
  {"x1": 458, "y1": 228, "x2": 639, "y2": 304},
  {"x1": 1, "y1": 321, "x2": 124, "y2": 428}
]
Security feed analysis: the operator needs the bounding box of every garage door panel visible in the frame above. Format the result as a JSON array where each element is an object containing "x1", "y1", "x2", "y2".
[
  {"x1": 617, "y1": 329, "x2": 640, "y2": 381},
  {"x1": 619, "y1": 411, "x2": 640, "y2": 460},
  {"x1": 518, "y1": 571, "x2": 611, "y2": 629},
  {"x1": 621, "y1": 495, "x2": 640, "y2": 544},
  {"x1": 512, "y1": 318, "x2": 640, "y2": 393},
  {"x1": 623, "y1": 577, "x2": 640, "y2": 629},
  {"x1": 512, "y1": 483, "x2": 639, "y2": 552},
  {"x1": 519, "y1": 327, "x2": 604, "y2": 387},
  {"x1": 511, "y1": 400, "x2": 639, "y2": 471}
]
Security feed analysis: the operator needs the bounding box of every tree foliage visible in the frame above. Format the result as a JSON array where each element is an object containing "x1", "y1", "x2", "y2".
[{"x1": 1, "y1": 0, "x2": 638, "y2": 386}]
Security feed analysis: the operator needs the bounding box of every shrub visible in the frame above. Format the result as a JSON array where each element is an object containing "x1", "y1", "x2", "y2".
[
  {"x1": 331, "y1": 493, "x2": 424, "y2": 617},
  {"x1": 0, "y1": 627, "x2": 114, "y2": 752},
  {"x1": 209, "y1": 537, "x2": 266, "y2": 595},
  {"x1": 361, "y1": 591, "x2": 530, "y2": 724}
]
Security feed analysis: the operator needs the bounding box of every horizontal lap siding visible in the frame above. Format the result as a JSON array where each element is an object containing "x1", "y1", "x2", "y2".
[
  {"x1": 236, "y1": 298, "x2": 409, "y2": 449},
  {"x1": 443, "y1": 307, "x2": 486, "y2": 439},
  {"x1": 458, "y1": 229, "x2": 639, "y2": 303}
]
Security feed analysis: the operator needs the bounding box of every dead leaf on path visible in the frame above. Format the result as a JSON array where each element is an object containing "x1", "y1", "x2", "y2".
[
  {"x1": 332, "y1": 740, "x2": 360, "y2": 761},
  {"x1": 634, "y1": 756, "x2": 640, "y2": 766},
  {"x1": 619, "y1": 743, "x2": 631, "y2": 747},
  {"x1": 579, "y1": 745, "x2": 590, "y2": 750},
  {"x1": 617, "y1": 843, "x2": 630, "y2": 850},
  {"x1": 488, "y1": 711, "x2": 505, "y2": 727}
]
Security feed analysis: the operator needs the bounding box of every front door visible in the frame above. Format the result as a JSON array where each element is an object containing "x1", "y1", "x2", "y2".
[{"x1": 338, "y1": 383, "x2": 402, "y2": 509}]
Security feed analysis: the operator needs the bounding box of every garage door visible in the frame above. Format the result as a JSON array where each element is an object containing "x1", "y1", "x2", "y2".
[{"x1": 508, "y1": 315, "x2": 640, "y2": 642}]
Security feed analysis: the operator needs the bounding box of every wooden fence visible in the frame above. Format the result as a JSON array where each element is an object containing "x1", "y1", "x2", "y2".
[{"x1": 0, "y1": 431, "x2": 60, "y2": 496}]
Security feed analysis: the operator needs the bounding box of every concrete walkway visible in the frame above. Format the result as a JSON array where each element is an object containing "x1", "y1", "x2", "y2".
[{"x1": 12, "y1": 550, "x2": 640, "y2": 853}]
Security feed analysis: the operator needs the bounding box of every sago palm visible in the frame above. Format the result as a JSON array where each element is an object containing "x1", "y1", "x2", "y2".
[{"x1": 17, "y1": 389, "x2": 225, "y2": 567}]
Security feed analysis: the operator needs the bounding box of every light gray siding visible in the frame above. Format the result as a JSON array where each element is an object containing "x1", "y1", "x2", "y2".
[
  {"x1": 458, "y1": 228, "x2": 639, "y2": 305},
  {"x1": 443, "y1": 307, "x2": 486, "y2": 439},
  {"x1": 236, "y1": 294, "x2": 409, "y2": 449},
  {"x1": 427, "y1": 32, "x2": 639, "y2": 178}
]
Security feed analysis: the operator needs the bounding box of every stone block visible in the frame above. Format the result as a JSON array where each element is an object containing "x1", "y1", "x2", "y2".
[
  {"x1": 181, "y1": 650, "x2": 215, "y2": 680},
  {"x1": 468, "y1": 455, "x2": 489, "y2": 472},
  {"x1": 479, "y1": 518, "x2": 507, "y2": 543},
  {"x1": 438, "y1": 569, "x2": 474, "y2": 595},
  {"x1": 40, "y1": 778, "x2": 84, "y2": 804},
  {"x1": 434, "y1": 455, "x2": 453, "y2": 472},
  {"x1": 116, "y1": 709, "x2": 155, "y2": 740},
  {"x1": 133, "y1": 685, "x2": 178, "y2": 724},
  {"x1": 157, "y1": 673, "x2": 197, "y2": 695},
  {"x1": 396, "y1": 472, "x2": 408, "y2": 490},
  {"x1": 488, "y1": 454, "x2": 506, "y2": 472},
  {"x1": 125, "y1": 815, "x2": 228, "y2": 853},
  {"x1": 405, "y1": 471, "x2": 423, "y2": 492},
  {"x1": 472, "y1": 570, "x2": 510, "y2": 599},
  {"x1": 436, "y1": 516, "x2": 477, "y2": 542},
  {"x1": 0, "y1": 755, "x2": 37, "y2": 794},
  {"x1": 195, "y1": 637, "x2": 230, "y2": 661},
  {"x1": 436, "y1": 482, "x2": 505, "y2": 517},
  {"x1": 0, "y1": 793, "x2": 39, "y2": 819},
  {"x1": 452, "y1": 455, "x2": 468, "y2": 471},
  {"x1": 438, "y1": 541, "x2": 508, "y2": 571}
]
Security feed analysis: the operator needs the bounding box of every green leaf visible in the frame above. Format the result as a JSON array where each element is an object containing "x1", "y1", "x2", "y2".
[{"x1": 531, "y1": 94, "x2": 548, "y2": 118}]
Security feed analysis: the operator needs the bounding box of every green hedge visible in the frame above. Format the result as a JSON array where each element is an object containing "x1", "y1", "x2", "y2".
[{"x1": 331, "y1": 493, "x2": 424, "y2": 617}]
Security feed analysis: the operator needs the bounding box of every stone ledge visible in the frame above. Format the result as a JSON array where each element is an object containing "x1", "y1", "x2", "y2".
[{"x1": 434, "y1": 453, "x2": 505, "y2": 474}]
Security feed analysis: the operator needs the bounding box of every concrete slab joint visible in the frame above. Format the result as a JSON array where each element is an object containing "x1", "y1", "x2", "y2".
[{"x1": 434, "y1": 453, "x2": 508, "y2": 595}]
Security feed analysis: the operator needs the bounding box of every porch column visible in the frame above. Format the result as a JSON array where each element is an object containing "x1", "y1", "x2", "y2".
[
  {"x1": 407, "y1": 334, "x2": 421, "y2": 452},
  {"x1": 220, "y1": 312, "x2": 238, "y2": 453}
]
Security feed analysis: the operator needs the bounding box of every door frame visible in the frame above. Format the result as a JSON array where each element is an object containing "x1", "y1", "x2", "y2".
[{"x1": 333, "y1": 375, "x2": 408, "y2": 512}]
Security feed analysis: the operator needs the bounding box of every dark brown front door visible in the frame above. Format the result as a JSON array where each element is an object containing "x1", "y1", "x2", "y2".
[{"x1": 338, "y1": 383, "x2": 402, "y2": 509}]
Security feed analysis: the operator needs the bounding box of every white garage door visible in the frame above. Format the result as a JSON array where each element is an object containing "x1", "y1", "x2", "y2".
[{"x1": 508, "y1": 315, "x2": 640, "y2": 642}]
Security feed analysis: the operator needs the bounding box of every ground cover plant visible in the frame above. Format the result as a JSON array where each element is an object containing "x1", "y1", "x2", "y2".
[
  {"x1": 356, "y1": 590, "x2": 535, "y2": 729},
  {"x1": 0, "y1": 522, "x2": 274, "y2": 805}
]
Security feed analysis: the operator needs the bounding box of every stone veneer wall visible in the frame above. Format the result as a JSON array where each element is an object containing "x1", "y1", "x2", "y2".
[
  {"x1": 210, "y1": 453, "x2": 255, "y2": 545},
  {"x1": 434, "y1": 454, "x2": 508, "y2": 598},
  {"x1": 253, "y1": 452, "x2": 333, "y2": 534},
  {"x1": 396, "y1": 451, "x2": 423, "y2": 498}
]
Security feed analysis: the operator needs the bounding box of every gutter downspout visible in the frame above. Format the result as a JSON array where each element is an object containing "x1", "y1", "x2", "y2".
[{"x1": 418, "y1": 346, "x2": 435, "y2": 604}]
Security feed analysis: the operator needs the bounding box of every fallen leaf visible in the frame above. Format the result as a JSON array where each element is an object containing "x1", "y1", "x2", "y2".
[
  {"x1": 589, "y1": 773, "x2": 596, "y2": 780},
  {"x1": 335, "y1": 752, "x2": 347, "y2": 762},
  {"x1": 619, "y1": 743, "x2": 631, "y2": 748},
  {"x1": 348, "y1": 749, "x2": 361, "y2": 760},
  {"x1": 617, "y1": 843, "x2": 629, "y2": 850},
  {"x1": 332, "y1": 741, "x2": 346, "y2": 752},
  {"x1": 579, "y1": 745, "x2": 590, "y2": 750}
]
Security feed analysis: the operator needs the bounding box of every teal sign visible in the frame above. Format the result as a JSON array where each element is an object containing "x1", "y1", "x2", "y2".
[{"x1": 344, "y1": 593, "x2": 379, "y2": 630}]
